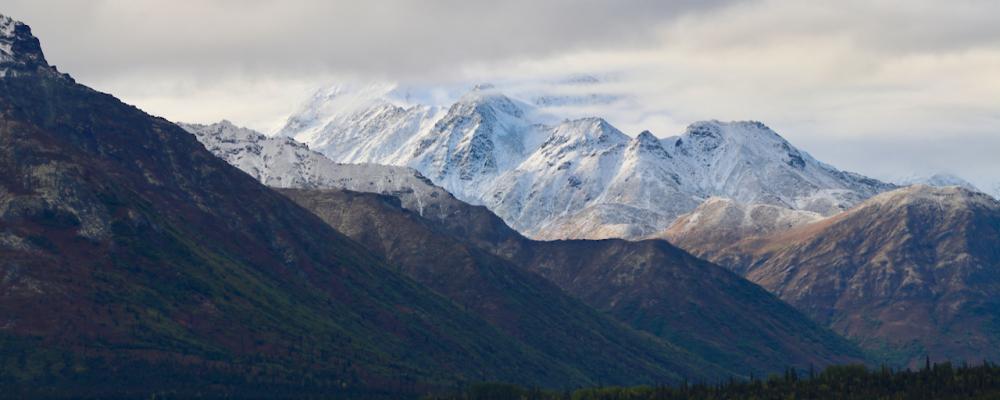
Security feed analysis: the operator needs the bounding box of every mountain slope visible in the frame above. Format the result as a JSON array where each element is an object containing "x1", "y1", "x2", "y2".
[
  {"x1": 279, "y1": 84, "x2": 549, "y2": 202},
  {"x1": 658, "y1": 198, "x2": 825, "y2": 273},
  {"x1": 279, "y1": 188, "x2": 729, "y2": 385},
  {"x1": 187, "y1": 122, "x2": 766, "y2": 385},
  {"x1": 181, "y1": 120, "x2": 451, "y2": 215},
  {"x1": 489, "y1": 231, "x2": 865, "y2": 375},
  {"x1": 279, "y1": 85, "x2": 893, "y2": 240},
  {"x1": 484, "y1": 119, "x2": 701, "y2": 239},
  {"x1": 675, "y1": 185, "x2": 1000, "y2": 366},
  {"x1": 194, "y1": 119, "x2": 867, "y2": 383},
  {"x1": 269, "y1": 180, "x2": 865, "y2": 375},
  {"x1": 193, "y1": 117, "x2": 866, "y2": 374},
  {"x1": 277, "y1": 82, "x2": 445, "y2": 167},
  {"x1": 0, "y1": 15, "x2": 629, "y2": 396}
]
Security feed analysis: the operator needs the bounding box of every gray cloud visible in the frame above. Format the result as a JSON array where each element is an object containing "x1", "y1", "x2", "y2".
[
  {"x1": 4, "y1": 0, "x2": 734, "y2": 80},
  {"x1": 3, "y1": 0, "x2": 998, "y2": 190}
]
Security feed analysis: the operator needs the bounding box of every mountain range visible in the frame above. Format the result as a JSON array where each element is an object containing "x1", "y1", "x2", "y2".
[
  {"x1": 186, "y1": 92, "x2": 1000, "y2": 370},
  {"x1": 276, "y1": 82, "x2": 896, "y2": 240},
  {"x1": 185, "y1": 106, "x2": 998, "y2": 370},
  {"x1": 183, "y1": 120, "x2": 865, "y2": 376}
]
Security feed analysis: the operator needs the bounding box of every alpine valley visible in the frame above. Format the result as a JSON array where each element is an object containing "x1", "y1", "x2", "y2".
[{"x1": 2, "y1": 9, "x2": 1000, "y2": 399}]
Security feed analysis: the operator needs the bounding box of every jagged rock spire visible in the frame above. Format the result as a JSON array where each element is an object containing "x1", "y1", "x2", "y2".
[{"x1": 0, "y1": 14, "x2": 64, "y2": 79}]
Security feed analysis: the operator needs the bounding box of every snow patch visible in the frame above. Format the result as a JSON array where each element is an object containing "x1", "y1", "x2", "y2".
[{"x1": 0, "y1": 14, "x2": 20, "y2": 64}]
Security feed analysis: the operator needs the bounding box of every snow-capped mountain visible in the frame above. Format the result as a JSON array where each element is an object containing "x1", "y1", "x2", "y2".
[
  {"x1": 488, "y1": 118, "x2": 701, "y2": 239},
  {"x1": 278, "y1": 84, "x2": 550, "y2": 201},
  {"x1": 523, "y1": 120, "x2": 894, "y2": 239},
  {"x1": 668, "y1": 121, "x2": 894, "y2": 216},
  {"x1": 181, "y1": 120, "x2": 452, "y2": 216},
  {"x1": 403, "y1": 86, "x2": 550, "y2": 200},
  {"x1": 897, "y1": 173, "x2": 982, "y2": 193},
  {"x1": 276, "y1": 82, "x2": 447, "y2": 166},
  {"x1": 276, "y1": 84, "x2": 895, "y2": 240}
]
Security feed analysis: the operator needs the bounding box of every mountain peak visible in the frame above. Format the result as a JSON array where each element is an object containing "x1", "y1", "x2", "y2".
[
  {"x1": 684, "y1": 120, "x2": 777, "y2": 140},
  {"x1": 677, "y1": 120, "x2": 788, "y2": 157},
  {"x1": 636, "y1": 130, "x2": 657, "y2": 141},
  {"x1": 628, "y1": 130, "x2": 670, "y2": 158},
  {"x1": 633, "y1": 130, "x2": 661, "y2": 146},
  {"x1": 451, "y1": 87, "x2": 528, "y2": 120},
  {"x1": 0, "y1": 14, "x2": 53, "y2": 77},
  {"x1": 547, "y1": 117, "x2": 627, "y2": 144},
  {"x1": 868, "y1": 184, "x2": 997, "y2": 210},
  {"x1": 897, "y1": 173, "x2": 981, "y2": 192},
  {"x1": 684, "y1": 120, "x2": 724, "y2": 138}
]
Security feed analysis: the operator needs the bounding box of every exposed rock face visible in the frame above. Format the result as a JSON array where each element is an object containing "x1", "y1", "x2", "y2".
[
  {"x1": 674, "y1": 185, "x2": 1000, "y2": 366},
  {"x1": 0, "y1": 15, "x2": 54, "y2": 78}
]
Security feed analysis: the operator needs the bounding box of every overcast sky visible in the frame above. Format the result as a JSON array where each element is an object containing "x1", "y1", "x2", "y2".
[{"x1": 4, "y1": 0, "x2": 999, "y2": 191}]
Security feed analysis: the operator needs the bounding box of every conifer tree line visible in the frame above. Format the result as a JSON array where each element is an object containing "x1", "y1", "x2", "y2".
[{"x1": 425, "y1": 361, "x2": 1000, "y2": 400}]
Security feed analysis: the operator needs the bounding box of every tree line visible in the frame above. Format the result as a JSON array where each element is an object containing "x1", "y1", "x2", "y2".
[{"x1": 426, "y1": 360, "x2": 1000, "y2": 400}]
